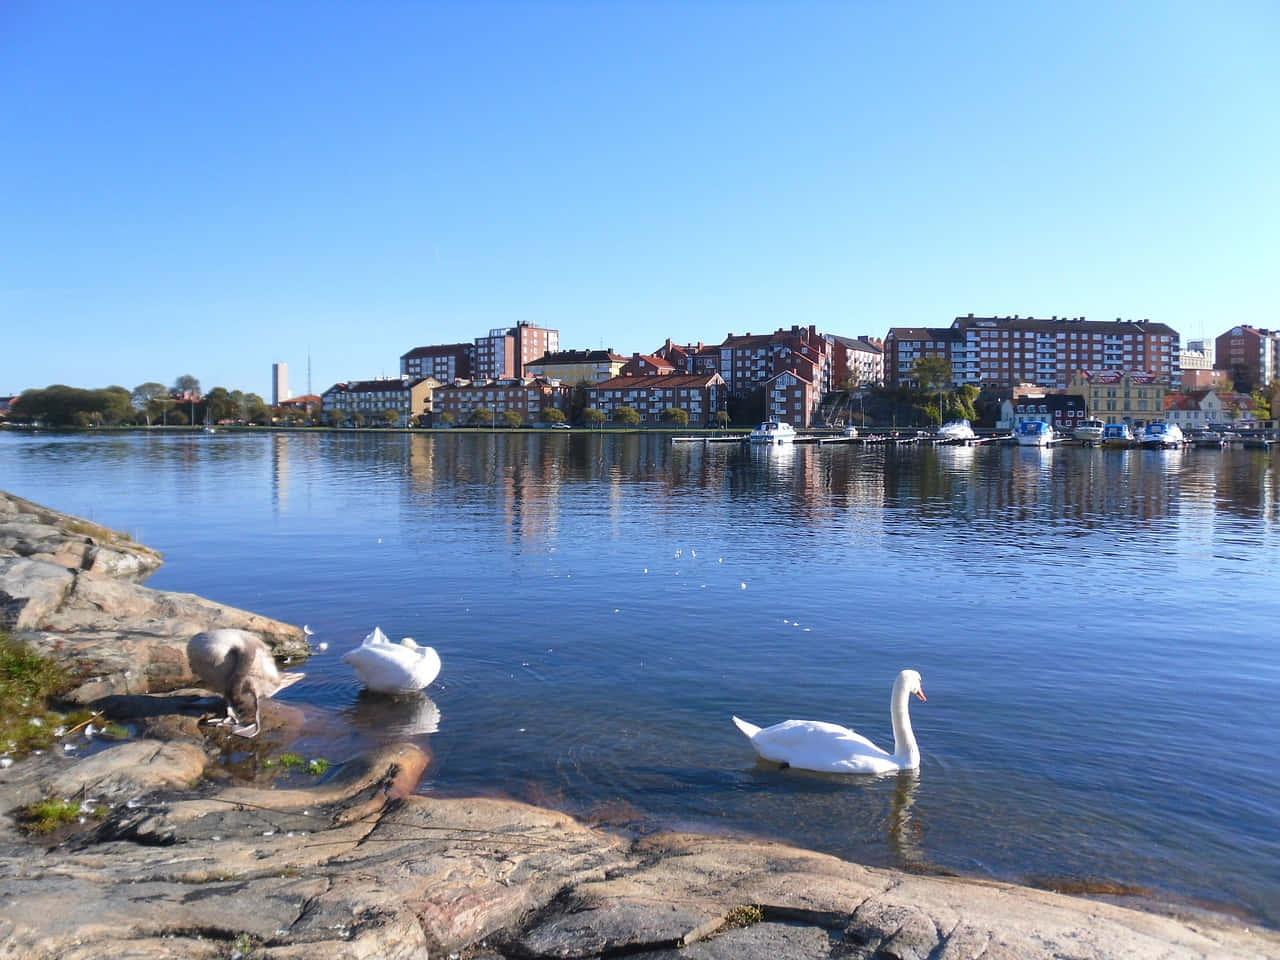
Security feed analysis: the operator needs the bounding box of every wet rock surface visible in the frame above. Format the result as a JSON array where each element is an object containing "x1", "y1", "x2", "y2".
[{"x1": 0, "y1": 491, "x2": 1277, "y2": 959}]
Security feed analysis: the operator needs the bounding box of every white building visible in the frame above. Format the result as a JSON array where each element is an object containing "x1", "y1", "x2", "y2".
[{"x1": 272, "y1": 362, "x2": 290, "y2": 405}]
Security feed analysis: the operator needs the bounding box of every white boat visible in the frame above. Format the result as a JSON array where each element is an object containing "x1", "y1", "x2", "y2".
[
  {"x1": 936, "y1": 419, "x2": 976, "y2": 443},
  {"x1": 1074, "y1": 419, "x2": 1105, "y2": 445},
  {"x1": 1101, "y1": 423, "x2": 1135, "y2": 448},
  {"x1": 843, "y1": 425, "x2": 859, "y2": 438},
  {"x1": 1014, "y1": 420, "x2": 1054, "y2": 447},
  {"x1": 749, "y1": 420, "x2": 797, "y2": 444},
  {"x1": 1138, "y1": 421, "x2": 1185, "y2": 449}
]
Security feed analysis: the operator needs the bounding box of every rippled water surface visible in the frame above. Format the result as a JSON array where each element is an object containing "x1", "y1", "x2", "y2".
[{"x1": 2, "y1": 430, "x2": 1278, "y2": 925}]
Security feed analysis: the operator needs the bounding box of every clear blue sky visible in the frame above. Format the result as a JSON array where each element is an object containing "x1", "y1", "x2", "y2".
[{"x1": 3, "y1": 1, "x2": 1277, "y2": 400}]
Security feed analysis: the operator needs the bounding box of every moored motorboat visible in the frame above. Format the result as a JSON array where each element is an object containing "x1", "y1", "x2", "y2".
[
  {"x1": 749, "y1": 420, "x2": 797, "y2": 444},
  {"x1": 1101, "y1": 422, "x2": 1135, "y2": 449},
  {"x1": 1074, "y1": 418, "x2": 1105, "y2": 446},
  {"x1": 1189, "y1": 430, "x2": 1226, "y2": 449},
  {"x1": 1014, "y1": 420, "x2": 1054, "y2": 447},
  {"x1": 936, "y1": 419, "x2": 976, "y2": 443},
  {"x1": 1138, "y1": 421, "x2": 1185, "y2": 449}
]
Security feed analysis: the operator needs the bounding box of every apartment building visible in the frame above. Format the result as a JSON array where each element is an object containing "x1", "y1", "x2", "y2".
[
  {"x1": 472, "y1": 322, "x2": 560, "y2": 380},
  {"x1": 1068, "y1": 370, "x2": 1165, "y2": 425},
  {"x1": 524, "y1": 349, "x2": 627, "y2": 385},
  {"x1": 400, "y1": 343, "x2": 473, "y2": 381},
  {"x1": 587, "y1": 373, "x2": 726, "y2": 426},
  {"x1": 829, "y1": 335, "x2": 884, "y2": 388},
  {"x1": 1215, "y1": 325, "x2": 1280, "y2": 392},
  {"x1": 886, "y1": 315, "x2": 1180, "y2": 389},
  {"x1": 472, "y1": 328, "x2": 517, "y2": 381},
  {"x1": 619, "y1": 353, "x2": 675, "y2": 377},
  {"x1": 321, "y1": 377, "x2": 437, "y2": 426},
  {"x1": 653, "y1": 340, "x2": 721, "y2": 376},
  {"x1": 432, "y1": 377, "x2": 569, "y2": 425},
  {"x1": 765, "y1": 370, "x2": 818, "y2": 427},
  {"x1": 717, "y1": 326, "x2": 832, "y2": 398}
]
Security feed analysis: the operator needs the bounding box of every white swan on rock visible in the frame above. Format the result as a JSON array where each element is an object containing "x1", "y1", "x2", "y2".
[
  {"x1": 732, "y1": 669, "x2": 927, "y2": 775},
  {"x1": 343, "y1": 627, "x2": 441, "y2": 694},
  {"x1": 187, "y1": 629, "x2": 305, "y2": 738}
]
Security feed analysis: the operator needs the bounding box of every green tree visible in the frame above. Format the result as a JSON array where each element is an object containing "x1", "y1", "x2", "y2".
[
  {"x1": 613, "y1": 406, "x2": 641, "y2": 427},
  {"x1": 1251, "y1": 388, "x2": 1272, "y2": 422},
  {"x1": 244, "y1": 393, "x2": 268, "y2": 424},
  {"x1": 911, "y1": 356, "x2": 952, "y2": 393},
  {"x1": 99, "y1": 386, "x2": 133, "y2": 425},
  {"x1": 542, "y1": 407, "x2": 566, "y2": 425},
  {"x1": 229, "y1": 390, "x2": 249, "y2": 422},
  {"x1": 172, "y1": 374, "x2": 201, "y2": 397},
  {"x1": 501, "y1": 409, "x2": 524, "y2": 429},
  {"x1": 714, "y1": 410, "x2": 731, "y2": 429},
  {"x1": 468, "y1": 407, "x2": 495, "y2": 427},
  {"x1": 660, "y1": 407, "x2": 689, "y2": 427},
  {"x1": 350, "y1": 411, "x2": 365, "y2": 428},
  {"x1": 382, "y1": 408, "x2": 402, "y2": 427},
  {"x1": 911, "y1": 356, "x2": 953, "y2": 426},
  {"x1": 326, "y1": 409, "x2": 344, "y2": 427},
  {"x1": 438, "y1": 411, "x2": 456, "y2": 427},
  {"x1": 131, "y1": 382, "x2": 168, "y2": 426},
  {"x1": 569, "y1": 381, "x2": 592, "y2": 424},
  {"x1": 581, "y1": 407, "x2": 606, "y2": 428},
  {"x1": 10, "y1": 385, "x2": 130, "y2": 427},
  {"x1": 204, "y1": 387, "x2": 233, "y2": 424}
]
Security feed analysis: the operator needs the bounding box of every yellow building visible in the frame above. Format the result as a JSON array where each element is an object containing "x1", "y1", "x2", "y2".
[
  {"x1": 1070, "y1": 370, "x2": 1166, "y2": 425},
  {"x1": 524, "y1": 349, "x2": 627, "y2": 385}
]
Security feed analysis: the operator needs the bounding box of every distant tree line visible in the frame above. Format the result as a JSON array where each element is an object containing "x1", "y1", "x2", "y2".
[{"x1": 10, "y1": 376, "x2": 273, "y2": 428}]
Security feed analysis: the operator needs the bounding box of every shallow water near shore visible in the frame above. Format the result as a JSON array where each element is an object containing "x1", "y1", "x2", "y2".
[{"x1": 2, "y1": 429, "x2": 1278, "y2": 926}]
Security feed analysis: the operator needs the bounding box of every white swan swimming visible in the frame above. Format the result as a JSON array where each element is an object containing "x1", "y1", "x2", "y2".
[
  {"x1": 342, "y1": 627, "x2": 441, "y2": 694},
  {"x1": 187, "y1": 629, "x2": 305, "y2": 738},
  {"x1": 732, "y1": 669, "x2": 927, "y2": 774}
]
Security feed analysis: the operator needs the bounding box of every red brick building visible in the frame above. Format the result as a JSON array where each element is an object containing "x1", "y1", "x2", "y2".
[
  {"x1": 886, "y1": 315, "x2": 1180, "y2": 389},
  {"x1": 587, "y1": 373, "x2": 727, "y2": 426},
  {"x1": 432, "y1": 377, "x2": 569, "y2": 425}
]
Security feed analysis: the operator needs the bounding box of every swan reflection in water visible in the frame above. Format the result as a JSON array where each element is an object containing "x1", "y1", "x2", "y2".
[
  {"x1": 342, "y1": 690, "x2": 441, "y2": 739},
  {"x1": 888, "y1": 769, "x2": 924, "y2": 865}
]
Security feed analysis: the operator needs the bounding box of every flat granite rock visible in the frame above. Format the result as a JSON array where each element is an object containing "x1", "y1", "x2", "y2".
[
  {"x1": 0, "y1": 491, "x2": 163, "y2": 580},
  {"x1": 0, "y1": 489, "x2": 308, "y2": 700}
]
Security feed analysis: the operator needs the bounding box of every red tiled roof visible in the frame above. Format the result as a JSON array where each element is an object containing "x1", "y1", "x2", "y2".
[{"x1": 593, "y1": 372, "x2": 724, "y2": 390}]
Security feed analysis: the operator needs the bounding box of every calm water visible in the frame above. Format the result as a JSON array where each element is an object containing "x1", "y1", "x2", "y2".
[{"x1": 2, "y1": 430, "x2": 1277, "y2": 925}]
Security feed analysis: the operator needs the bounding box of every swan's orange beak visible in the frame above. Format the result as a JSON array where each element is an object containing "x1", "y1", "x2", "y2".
[{"x1": 914, "y1": 688, "x2": 927, "y2": 702}]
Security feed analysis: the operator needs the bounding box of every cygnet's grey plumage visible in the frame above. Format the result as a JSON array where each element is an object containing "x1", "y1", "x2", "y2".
[{"x1": 187, "y1": 629, "x2": 304, "y2": 738}]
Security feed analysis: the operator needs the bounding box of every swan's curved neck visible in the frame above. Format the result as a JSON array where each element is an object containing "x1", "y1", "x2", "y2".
[{"x1": 889, "y1": 678, "x2": 920, "y2": 769}]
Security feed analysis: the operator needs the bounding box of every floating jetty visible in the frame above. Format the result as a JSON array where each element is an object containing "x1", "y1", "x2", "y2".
[
  {"x1": 671, "y1": 434, "x2": 749, "y2": 443},
  {"x1": 672, "y1": 431, "x2": 1018, "y2": 446}
]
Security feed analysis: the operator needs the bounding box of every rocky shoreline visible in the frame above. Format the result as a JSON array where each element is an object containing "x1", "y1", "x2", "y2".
[{"x1": 0, "y1": 489, "x2": 1276, "y2": 959}]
